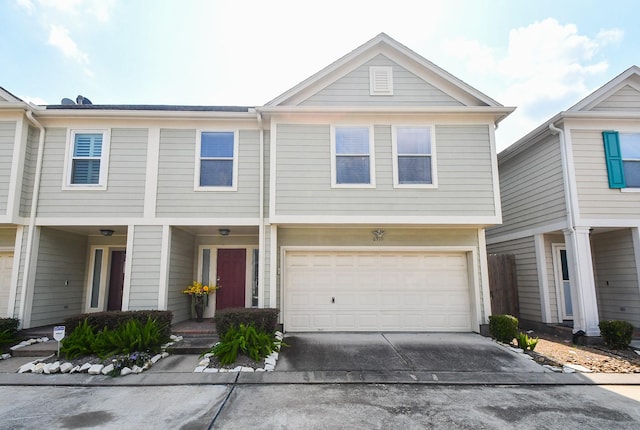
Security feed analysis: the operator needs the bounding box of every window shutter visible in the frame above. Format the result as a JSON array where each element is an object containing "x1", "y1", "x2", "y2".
[{"x1": 603, "y1": 131, "x2": 626, "y2": 189}]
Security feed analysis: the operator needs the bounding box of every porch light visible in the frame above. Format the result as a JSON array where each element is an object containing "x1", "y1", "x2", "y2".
[
  {"x1": 219, "y1": 228, "x2": 230, "y2": 236},
  {"x1": 100, "y1": 229, "x2": 114, "y2": 237}
]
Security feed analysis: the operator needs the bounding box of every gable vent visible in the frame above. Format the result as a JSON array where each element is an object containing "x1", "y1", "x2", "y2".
[{"x1": 369, "y1": 66, "x2": 393, "y2": 95}]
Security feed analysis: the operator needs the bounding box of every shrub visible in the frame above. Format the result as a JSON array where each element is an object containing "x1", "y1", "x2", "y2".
[
  {"x1": 64, "y1": 310, "x2": 172, "y2": 339},
  {"x1": 488, "y1": 314, "x2": 519, "y2": 344},
  {"x1": 60, "y1": 319, "x2": 98, "y2": 359},
  {"x1": 0, "y1": 318, "x2": 19, "y2": 350},
  {"x1": 599, "y1": 320, "x2": 634, "y2": 350},
  {"x1": 516, "y1": 332, "x2": 539, "y2": 351},
  {"x1": 210, "y1": 323, "x2": 280, "y2": 365},
  {"x1": 214, "y1": 308, "x2": 279, "y2": 337}
]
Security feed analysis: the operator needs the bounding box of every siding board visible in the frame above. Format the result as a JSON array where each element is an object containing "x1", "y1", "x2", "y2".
[
  {"x1": 128, "y1": 225, "x2": 162, "y2": 310},
  {"x1": 167, "y1": 227, "x2": 194, "y2": 323},
  {"x1": 592, "y1": 85, "x2": 640, "y2": 111},
  {"x1": 0, "y1": 121, "x2": 16, "y2": 214}
]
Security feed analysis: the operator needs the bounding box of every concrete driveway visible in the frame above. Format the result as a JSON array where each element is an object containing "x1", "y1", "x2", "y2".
[{"x1": 277, "y1": 332, "x2": 544, "y2": 373}]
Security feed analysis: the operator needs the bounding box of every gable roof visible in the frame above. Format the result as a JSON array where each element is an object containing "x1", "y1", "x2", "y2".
[
  {"x1": 567, "y1": 65, "x2": 640, "y2": 112},
  {"x1": 266, "y1": 33, "x2": 506, "y2": 109}
]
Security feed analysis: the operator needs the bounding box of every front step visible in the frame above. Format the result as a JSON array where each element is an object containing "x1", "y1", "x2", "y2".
[{"x1": 166, "y1": 336, "x2": 218, "y2": 355}]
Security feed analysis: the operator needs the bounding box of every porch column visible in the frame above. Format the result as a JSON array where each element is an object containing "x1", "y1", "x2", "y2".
[
  {"x1": 563, "y1": 227, "x2": 600, "y2": 336},
  {"x1": 630, "y1": 227, "x2": 640, "y2": 299}
]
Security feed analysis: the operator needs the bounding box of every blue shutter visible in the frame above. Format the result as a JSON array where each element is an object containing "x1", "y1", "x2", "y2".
[{"x1": 603, "y1": 131, "x2": 626, "y2": 189}]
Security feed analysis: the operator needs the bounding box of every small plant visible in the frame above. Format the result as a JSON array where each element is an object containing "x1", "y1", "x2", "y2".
[
  {"x1": 60, "y1": 319, "x2": 98, "y2": 359},
  {"x1": 599, "y1": 320, "x2": 634, "y2": 350},
  {"x1": 209, "y1": 323, "x2": 281, "y2": 365},
  {"x1": 107, "y1": 351, "x2": 152, "y2": 376},
  {"x1": 516, "y1": 332, "x2": 539, "y2": 351},
  {"x1": 489, "y1": 314, "x2": 519, "y2": 344}
]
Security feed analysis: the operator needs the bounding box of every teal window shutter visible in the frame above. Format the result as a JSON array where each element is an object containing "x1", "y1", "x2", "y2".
[{"x1": 603, "y1": 131, "x2": 626, "y2": 189}]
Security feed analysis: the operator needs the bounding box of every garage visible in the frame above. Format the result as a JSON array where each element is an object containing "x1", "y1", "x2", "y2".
[{"x1": 283, "y1": 250, "x2": 472, "y2": 332}]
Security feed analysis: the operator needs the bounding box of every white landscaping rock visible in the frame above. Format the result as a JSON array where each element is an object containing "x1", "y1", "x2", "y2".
[
  {"x1": 203, "y1": 353, "x2": 214, "y2": 358},
  {"x1": 194, "y1": 366, "x2": 206, "y2": 373},
  {"x1": 255, "y1": 368, "x2": 266, "y2": 372},
  {"x1": 88, "y1": 364, "x2": 104, "y2": 375},
  {"x1": 18, "y1": 362, "x2": 35, "y2": 373},
  {"x1": 161, "y1": 352, "x2": 169, "y2": 359},
  {"x1": 562, "y1": 365, "x2": 576, "y2": 373},
  {"x1": 264, "y1": 357, "x2": 276, "y2": 366},
  {"x1": 120, "y1": 367, "x2": 132, "y2": 376},
  {"x1": 26, "y1": 339, "x2": 37, "y2": 345},
  {"x1": 198, "y1": 358, "x2": 210, "y2": 366},
  {"x1": 203, "y1": 368, "x2": 219, "y2": 373},
  {"x1": 60, "y1": 363, "x2": 74, "y2": 373},
  {"x1": 150, "y1": 354, "x2": 162, "y2": 364},
  {"x1": 47, "y1": 361, "x2": 61, "y2": 374},
  {"x1": 543, "y1": 364, "x2": 563, "y2": 373},
  {"x1": 70, "y1": 365, "x2": 80, "y2": 374},
  {"x1": 1, "y1": 353, "x2": 11, "y2": 360},
  {"x1": 231, "y1": 366, "x2": 242, "y2": 373},
  {"x1": 563, "y1": 363, "x2": 593, "y2": 373},
  {"x1": 264, "y1": 363, "x2": 275, "y2": 371},
  {"x1": 79, "y1": 363, "x2": 92, "y2": 373},
  {"x1": 33, "y1": 363, "x2": 45, "y2": 374},
  {"x1": 240, "y1": 367, "x2": 255, "y2": 372},
  {"x1": 132, "y1": 365, "x2": 144, "y2": 374},
  {"x1": 101, "y1": 364, "x2": 114, "y2": 375}
]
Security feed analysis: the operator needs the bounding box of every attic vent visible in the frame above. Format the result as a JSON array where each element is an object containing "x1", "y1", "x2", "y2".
[{"x1": 369, "y1": 66, "x2": 393, "y2": 95}]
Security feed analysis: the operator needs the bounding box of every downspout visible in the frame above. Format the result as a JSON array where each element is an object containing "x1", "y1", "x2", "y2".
[
  {"x1": 549, "y1": 122, "x2": 575, "y2": 233},
  {"x1": 19, "y1": 109, "x2": 46, "y2": 328},
  {"x1": 256, "y1": 111, "x2": 265, "y2": 308}
]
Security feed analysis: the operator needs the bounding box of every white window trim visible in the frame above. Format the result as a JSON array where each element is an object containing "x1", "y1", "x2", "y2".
[
  {"x1": 330, "y1": 125, "x2": 376, "y2": 189},
  {"x1": 62, "y1": 129, "x2": 111, "y2": 190},
  {"x1": 620, "y1": 132, "x2": 640, "y2": 191},
  {"x1": 369, "y1": 66, "x2": 393, "y2": 95},
  {"x1": 84, "y1": 246, "x2": 125, "y2": 312},
  {"x1": 194, "y1": 129, "x2": 239, "y2": 191},
  {"x1": 391, "y1": 125, "x2": 437, "y2": 189}
]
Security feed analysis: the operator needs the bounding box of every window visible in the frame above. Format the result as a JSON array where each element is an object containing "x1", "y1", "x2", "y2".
[
  {"x1": 196, "y1": 131, "x2": 238, "y2": 190},
  {"x1": 65, "y1": 130, "x2": 109, "y2": 188},
  {"x1": 331, "y1": 126, "x2": 375, "y2": 187},
  {"x1": 392, "y1": 126, "x2": 435, "y2": 187},
  {"x1": 620, "y1": 133, "x2": 640, "y2": 187}
]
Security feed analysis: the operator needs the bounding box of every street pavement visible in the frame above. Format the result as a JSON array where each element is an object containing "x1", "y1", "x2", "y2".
[{"x1": 1, "y1": 333, "x2": 640, "y2": 428}]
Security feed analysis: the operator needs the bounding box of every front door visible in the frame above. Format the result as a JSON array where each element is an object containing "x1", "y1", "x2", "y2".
[
  {"x1": 216, "y1": 249, "x2": 246, "y2": 310},
  {"x1": 554, "y1": 245, "x2": 573, "y2": 320},
  {"x1": 107, "y1": 251, "x2": 126, "y2": 311}
]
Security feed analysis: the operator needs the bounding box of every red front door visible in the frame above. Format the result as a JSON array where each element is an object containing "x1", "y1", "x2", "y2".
[{"x1": 216, "y1": 249, "x2": 246, "y2": 310}]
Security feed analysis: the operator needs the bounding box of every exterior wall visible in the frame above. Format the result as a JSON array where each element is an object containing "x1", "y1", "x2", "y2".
[
  {"x1": 167, "y1": 227, "x2": 195, "y2": 323},
  {"x1": 263, "y1": 225, "x2": 271, "y2": 308},
  {"x1": 487, "y1": 236, "x2": 541, "y2": 322},
  {"x1": 592, "y1": 85, "x2": 640, "y2": 111},
  {"x1": 127, "y1": 225, "x2": 162, "y2": 310},
  {"x1": 263, "y1": 131, "x2": 270, "y2": 215},
  {"x1": 156, "y1": 129, "x2": 260, "y2": 217},
  {"x1": 13, "y1": 227, "x2": 28, "y2": 318},
  {"x1": 30, "y1": 228, "x2": 87, "y2": 327},
  {"x1": 592, "y1": 229, "x2": 640, "y2": 327},
  {"x1": 544, "y1": 233, "x2": 564, "y2": 323},
  {"x1": 37, "y1": 127, "x2": 147, "y2": 217},
  {"x1": 275, "y1": 123, "x2": 496, "y2": 217},
  {"x1": 20, "y1": 126, "x2": 39, "y2": 217},
  {"x1": 301, "y1": 54, "x2": 463, "y2": 107},
  {"x1": 0, "y1": 121, "x2": 16, "y2": 215},
  {"x1": 488, "y1": 134, "x2": 566, "y2": 238},
  {"x1": 572, "y1": 128, "x2": 640, "y2": 219},
  {"x1": 0, "y1": 227, "x2": 16, "y2": 247}
]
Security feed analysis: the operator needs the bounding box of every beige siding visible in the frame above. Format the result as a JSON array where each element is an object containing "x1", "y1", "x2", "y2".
[
  {"x1": 128, "y1": 225, "x2": 162, "y2": 310},
  {"x1": 592, "y1": 85, "x2": 640, "y2": 111},
  {"x1": 0, "y1": 121, "x2": 16, "y2": 214},
  {"x1": 487, "y1": 236, "x2": 541, "y2": 322},
  {"x1": 30, "y1": 228, "x2": 87, "y2": 327},
  {"x1": 37, "y1": 128, "x2": 147, "y2": 217},
  {"x1": 0, "y1": 228, "x2": 16, "y2": 247},
  {"x1": 263, "y1": 226, "x2": 271, "y2": 308},
  {"x1": 544, "y1": 233, "x2": 564, "y2": 323},
  {"x1": 20, "y1": 126, "x2": 39, "y2": 217},
  {"x1": 573, "y1": 129, "x2": 640, "y2": 218},
  {"x1": 167, "y1": 227, "x2": 195, "y2": 323},
  {"x1": 592, "y1": 229, "x2": 640, "y2": 326},
  {"x1": 263, "y1": 131, "x2": 270, "y2": 215},
  {"x1": 156, "y1": 129, "x2": 260, "y2": 217},
  {"x1": 301, "y1": 54, "x2": 463, "y2": 107},
  {"x1": 275, "y1": 124, "x2": 496, "y2": 216},
  {"x1": 488, "y1": 135, "x2": 566, "y2": 238}
]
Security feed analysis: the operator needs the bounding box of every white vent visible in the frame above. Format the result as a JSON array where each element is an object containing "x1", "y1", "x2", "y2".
[{"x1": 369, "y1": 66, "x2": 393, "y2": 95}]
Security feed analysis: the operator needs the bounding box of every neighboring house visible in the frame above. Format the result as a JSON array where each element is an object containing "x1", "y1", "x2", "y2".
[
  {"x1": 487, "y1": 66, "x2": 640, "y2": 337},
  {"x1": 0, "y1": 33, "x2": 512, "y2": 331}
]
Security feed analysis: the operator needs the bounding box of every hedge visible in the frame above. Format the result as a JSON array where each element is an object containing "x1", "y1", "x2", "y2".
[
  {"x1": 214, "y1": 308, "x2": 279, "y2": 336},
  {"x1": 63, "y1": 310, "x2": 173, "y2": 339}
]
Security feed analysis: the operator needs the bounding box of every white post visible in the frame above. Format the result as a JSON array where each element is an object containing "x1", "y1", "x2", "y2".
[{"x1": 563, "y1": 227, "x2": 600, "y2": 336}]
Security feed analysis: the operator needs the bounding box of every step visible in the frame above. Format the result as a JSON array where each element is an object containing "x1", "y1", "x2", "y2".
[{"x1": 166, "y1": 336, "x2": 218, "y2": 355}]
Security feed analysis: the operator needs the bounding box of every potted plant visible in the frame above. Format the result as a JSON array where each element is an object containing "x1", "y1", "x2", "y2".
[{"x1": 182, "y1": 280, "x2": 219, "y2": 322}]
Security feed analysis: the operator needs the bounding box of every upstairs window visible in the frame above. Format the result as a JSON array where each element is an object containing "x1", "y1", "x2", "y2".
[
  {"x1": 620, "y1": 133, "x2": 640, "y2": 187},
  {"x1": 392, "y1": 126, "x2": 436, "y2": 187},
  {"x1": 196, "y1": 131, "x2": 238, "y2": 190},
  {"x1": 65, "y1": 130, "x2": 109, "y2": 189},
  {"x1": 331, "y1": 126, "x2": 375, "y2": 187}
]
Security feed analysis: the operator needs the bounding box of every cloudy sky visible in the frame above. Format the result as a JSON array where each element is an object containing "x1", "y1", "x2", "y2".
[{"x1": 1, "y1": 0, "x2": 638, "y2": 150}]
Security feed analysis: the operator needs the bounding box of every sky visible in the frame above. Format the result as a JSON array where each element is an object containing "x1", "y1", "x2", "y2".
[{"x1": 1, "y1": 0, "x2": 638, "y2": 151}]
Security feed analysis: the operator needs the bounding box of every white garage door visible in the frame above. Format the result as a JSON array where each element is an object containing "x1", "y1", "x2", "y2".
[
  {"x1": 284, "y1": 250, "x2": 472, "y2": 332},
  {"x1": 0, "y1": 253, "x2": 13, "y2": 318}
]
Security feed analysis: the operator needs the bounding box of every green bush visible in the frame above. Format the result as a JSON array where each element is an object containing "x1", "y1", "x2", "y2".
[
  {"x1": 61, "y1": 316, "x2": 169, "y2": 359},
  {"x1": 489, "y1": 314, "x2": 519, "y2": 344},
  {"x1": 599, "y1": 320, "x2": 634, "y2": 350},
  {"x1": 214, "y1": 308, "x2": 279, "y2": 337},
  {"x1": 0, "y1": 318, "x2": 19, "y2": 350},
  {"x1": 64, "y1": 310, "x2": 172, "y2": 339},
  {"x1": 516, "y1": 332, "x2": 539, "y2": 351},
  {"x1": 210, "y1": 323, "x2": 280, "y2": 365}
]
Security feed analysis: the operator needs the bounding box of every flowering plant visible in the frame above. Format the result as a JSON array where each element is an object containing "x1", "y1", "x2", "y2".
[{"x1": 183, "y1": 280, "x2": 219, "y2": 297}]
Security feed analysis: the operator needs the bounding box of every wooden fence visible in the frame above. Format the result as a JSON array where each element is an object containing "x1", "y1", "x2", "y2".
[{"x1": 487, "y1": 254, "x2": 519, "y2": 317}]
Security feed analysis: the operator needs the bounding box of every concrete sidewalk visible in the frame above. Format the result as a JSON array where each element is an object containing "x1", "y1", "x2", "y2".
[{"x1": 2, "y1": 333, "x2": 640, "y2": 386}]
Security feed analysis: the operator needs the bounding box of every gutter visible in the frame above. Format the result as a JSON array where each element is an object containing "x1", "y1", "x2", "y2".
[{"x1": 19, "y1": 109, "x2": 46, "y2": 328}]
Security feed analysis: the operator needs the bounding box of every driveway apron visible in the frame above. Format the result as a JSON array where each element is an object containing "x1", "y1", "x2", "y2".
[{"x1": 277, "y1": 332, "x2": 544, "y2": 373}]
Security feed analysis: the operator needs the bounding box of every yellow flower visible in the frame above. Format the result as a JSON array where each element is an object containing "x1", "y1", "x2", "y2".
[{"x1": 203, "y1": 285, "x2": 209, "y2": 292}]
